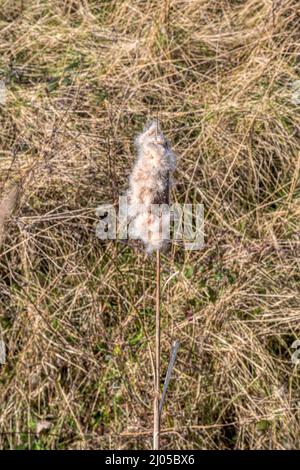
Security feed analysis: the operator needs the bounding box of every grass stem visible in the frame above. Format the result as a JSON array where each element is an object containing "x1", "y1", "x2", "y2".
[{"x1": 153, "y1": 248, "x2": 161, "y2": 450}]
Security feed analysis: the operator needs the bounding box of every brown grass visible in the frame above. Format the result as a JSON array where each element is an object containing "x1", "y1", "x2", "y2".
[{"x1": 0, "y1": 0, "x2": 300, "y2": 450}]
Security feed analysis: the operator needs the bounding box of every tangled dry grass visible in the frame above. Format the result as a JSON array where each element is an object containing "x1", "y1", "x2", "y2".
[{"x1": 0, "y1": 0, "x2": 300, "y2": 450}]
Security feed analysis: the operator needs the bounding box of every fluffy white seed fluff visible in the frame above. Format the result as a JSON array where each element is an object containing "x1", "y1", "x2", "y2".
[{"x1": 127, "y1": 120, "x2": 176, "y2": 253}]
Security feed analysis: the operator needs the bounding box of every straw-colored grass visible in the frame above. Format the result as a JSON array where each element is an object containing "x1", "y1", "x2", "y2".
[{"x1": 0, "y1": 0, "x2": 300, "y2": 450}]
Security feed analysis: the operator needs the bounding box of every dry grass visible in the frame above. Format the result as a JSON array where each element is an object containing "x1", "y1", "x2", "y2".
[{"x1": 0, "y1": 0, "x2": 300, "y2": 450}]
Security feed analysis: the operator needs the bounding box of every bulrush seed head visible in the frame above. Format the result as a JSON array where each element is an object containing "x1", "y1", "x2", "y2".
[{"x1": 127, "y1": 120, "x2": 176, "y2": 253}]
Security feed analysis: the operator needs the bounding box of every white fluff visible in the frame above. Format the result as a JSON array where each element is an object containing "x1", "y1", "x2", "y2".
[{"x1": 127, "y1": 120, "x2": 176, "y2": 253}]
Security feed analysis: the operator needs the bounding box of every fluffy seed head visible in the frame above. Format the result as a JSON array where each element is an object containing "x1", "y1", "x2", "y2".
[{"x1": 127, "y1": 120, "x2": 176, "y2": 253}]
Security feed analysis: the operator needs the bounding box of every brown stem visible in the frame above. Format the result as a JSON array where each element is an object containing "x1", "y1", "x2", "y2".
[{"x1": 153, "y1": 248, "x2": 161, "y2": 450}]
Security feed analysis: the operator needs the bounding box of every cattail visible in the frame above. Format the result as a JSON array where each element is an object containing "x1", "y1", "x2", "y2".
[
  {"x1": 0, "y1": 183, "x2": 19, "y2": 247},
  {"x1": 127, "y1": 120, "x2": 176, "y2": 253},
  {"x1": 126, "y1": 120, "x2": 176, "y2": 450}
]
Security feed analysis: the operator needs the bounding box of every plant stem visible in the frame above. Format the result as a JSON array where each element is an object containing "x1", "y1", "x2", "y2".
[{"x1": 153, "y1": 248, "x2": 161, "y2": 450}]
